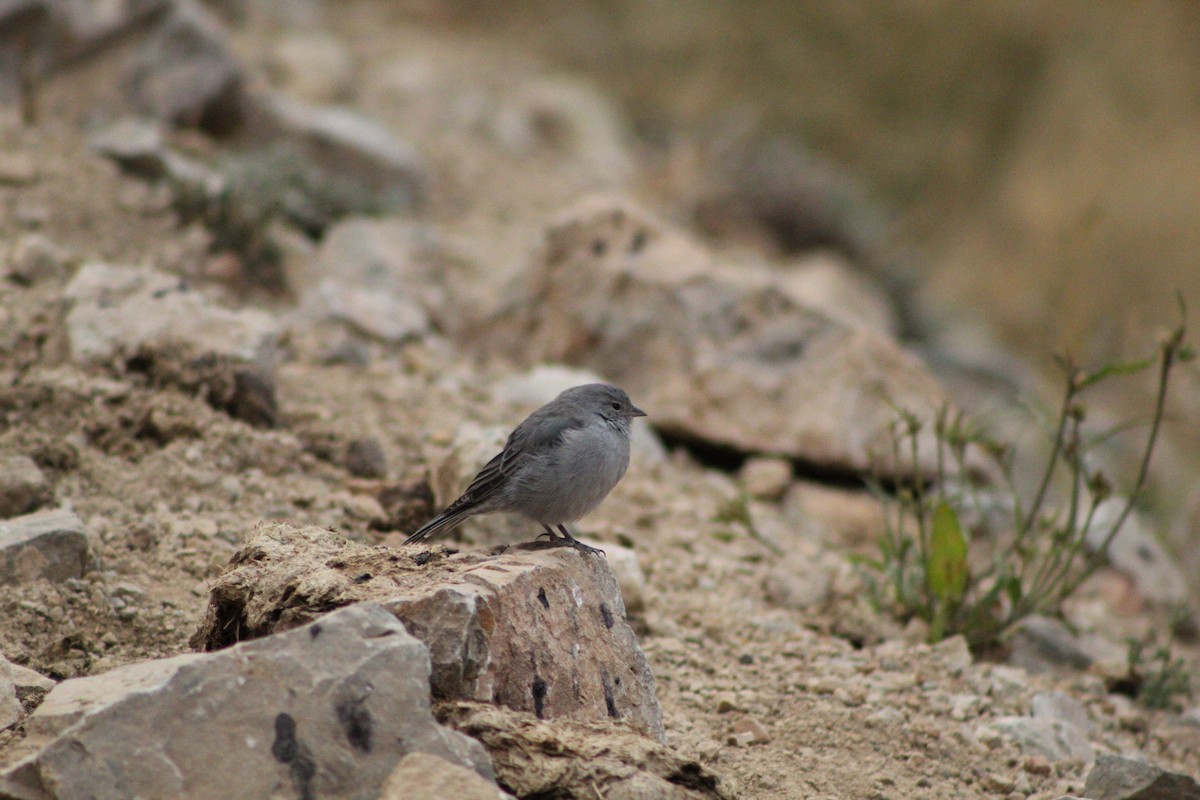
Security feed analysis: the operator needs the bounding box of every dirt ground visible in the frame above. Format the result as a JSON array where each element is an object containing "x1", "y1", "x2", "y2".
[{"x1": 2, "y1": 3, "x2": 1199, "y2": 799}]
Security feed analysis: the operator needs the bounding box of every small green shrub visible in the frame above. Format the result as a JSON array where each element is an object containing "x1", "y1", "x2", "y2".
[
  {"x1": 1126, "y1": 632, "x2": 1194, "y2": 710},
  {"x1": 857, "y1": 302, "x2": 1192, "y2": 649}
]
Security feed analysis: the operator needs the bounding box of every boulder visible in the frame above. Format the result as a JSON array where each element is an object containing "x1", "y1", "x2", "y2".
[
  {"x1": 3, "y1": 603, "x2": 493, "y2": 800},
  {"x1": 1082, "y1": 753, "x2": 1200, "y2": 800},
  {"x1": 190, "y1": 523, "x2": 666, "y2": 743},
  {"x1": 0, "y1": 509, "x2": 90, "y2": 586},
  {"x1": 498, "y1": 195, "x2": 955, "y2": 479}
]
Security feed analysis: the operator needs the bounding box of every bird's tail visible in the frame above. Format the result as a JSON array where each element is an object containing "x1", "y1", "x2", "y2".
[{"x1": 404, "y1": 507, "x2": 474, "y2": 545}]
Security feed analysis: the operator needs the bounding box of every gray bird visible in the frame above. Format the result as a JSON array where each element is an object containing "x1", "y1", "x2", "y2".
[{"x1": 405, "y1": 383, "x2": 646, "y2": 554}]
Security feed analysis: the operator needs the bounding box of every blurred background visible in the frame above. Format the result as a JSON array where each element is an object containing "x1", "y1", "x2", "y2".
[{"x1": 322, "y1": 0, "x2": 1200, "y2": 361}]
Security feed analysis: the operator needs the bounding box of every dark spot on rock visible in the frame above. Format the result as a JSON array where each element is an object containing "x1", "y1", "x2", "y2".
[
  {"x1": 353, "y1": 572, "x2": 372, "y2": 584},
  {"x1": 335, "y1": 692, "x2": 373, "y2": 753},
  {"x1": 1136, "y1": 543, "x2": 1154, "y2": 562},
  {"x1": 630, "y1": 228, "x2": 647, "y2": 253},
  {"x1": 532, "y1": 678, "x2": 547, "y2": 719},
  {"x1": 739, "y1": 653, "x2": 754, "y2": 665},
  {"x1": 537, "y1": 587, "x2": 549, "y2": 609},
  {"x1": 599, "y1": 602, "x2": 614, "y2": 629},
  {"x1": 601, "y1": 671, "x2": 619, "y2": 719},
  {"x1": 591, "y1": 238, "x2": 607, "y2": 257},
  {"x1": 414, "y1": 552, "x2": 432, "y2": 566},
  {"x1": 271, "y1": 712, "x2": 316, "y2": 800},
  {"x1": 309, "y1": 624, "x2": 321, "y2": 640}
]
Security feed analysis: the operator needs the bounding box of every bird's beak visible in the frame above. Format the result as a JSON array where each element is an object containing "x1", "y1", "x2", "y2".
[{"x1": 630, "y1": 405, "x2": 647, "y2": 418}]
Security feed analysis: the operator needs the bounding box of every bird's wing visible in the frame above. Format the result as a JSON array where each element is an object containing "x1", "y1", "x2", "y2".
[
  {"x1": 445, "y1": 404, "x2": 590, "y2": 512},
  {"x1": 405, "y1": 402, "x2": 593, "y2": 544}
]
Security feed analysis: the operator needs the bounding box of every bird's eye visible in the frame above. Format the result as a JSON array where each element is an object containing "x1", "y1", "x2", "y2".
[{"x1": 610, "y1": 402, "x2": 622, "y2": 411}]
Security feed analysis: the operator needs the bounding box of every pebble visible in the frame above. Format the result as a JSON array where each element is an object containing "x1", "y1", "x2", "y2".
[
  {"x1": 982, "y1": 772, "x2": 1015, "y2": 794},
  {"x1": 731, "y1": 718, "x2": 770, "y2": 744}
]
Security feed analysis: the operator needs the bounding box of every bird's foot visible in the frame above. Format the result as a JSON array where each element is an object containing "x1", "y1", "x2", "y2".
[{"x1": 566, "y1": 537, "x2": 605, "y2": 557}]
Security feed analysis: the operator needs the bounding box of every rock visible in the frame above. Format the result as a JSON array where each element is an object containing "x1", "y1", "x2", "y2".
[
  {"x1": 253, "y1": 93, "x2": 424, "y2": 209},
  {"x1": 300, "y1": 279, "x2": 430, "y2": 344},
  {"x1": 4, "y1": 603, "x2": 494, "y2": 800},
  {"x1": 7, "y1": 233, "x2": 68, "y2": 284},
  {"x1": 39, "y1": 0, "x2": 170, "y2": 55},
  {"x1": 774, "y1": 252, "x2": 898, "y2": 336},
  {"x1": 268, "y1": 31, "x2": 354, "y2": 104},
  {"x1": 190, "y1": 523, "x2": 666, "y2": 742},
  {"x1": 500, "y1": 195, "x2": 956, "y2": 479},
  {"x1": 0, "y1": 509, "x2": 90, "y2": 586},
  {"x1": 782, "y1": 480, "x2": 889, "y2": 548},
  {"x1": 1032, "y1": 691, "x2": 1092, "y2": 733},
  {"x1": 0, "y1": 454, "x2": 49, "y2": 518},
  {"x1": 88, "y1": 118, "x2": 170, "y2": 179},
  {"x1": 345, "y1": 438, "x2": 388, "y2": 480},
  {"x1": 89, "y1": 119, "x2": 227, "y2": 211},
  {"x1": 438, "y1": 701, "x2": 730, "y2": 800},
  {"x1": 739, "y1": 457, "x2": 792, "y2": 501},
  {"x1": 577, "y1": 537, "x2": 646, "y2": 614},
  {"x1": 491, "y1": 365, "x2": 668, "y2": 466},
  {"x1": 64, "y1": 262, "x2": 278, "y2": 366},
  {"x1": 380, "y1": 752, "x2": 514, "y2": 800},
  {"x1": 63, "y1": 262, "x2": 280, "y2": 425},
  {"x1": 1082, "y1": 753, "x2": 1200, "y2": 800},
  {"x1": 1086, "y1": 500, "x2": 1189, "y2": 606},
  {"x1": 1010, "y1": 615, "x2": 1094, "y2": 674},
  {"x1": 990, "y1": 715, "x2": 1094, "y2": 765},
  {"x1": 0, "y1": 655, "x2": 55, "y2": 729},
  {"x1": 930, "y1": 634, "x2": 973, "y2": 676},
  {"x1": 763, "y1": 544, "x2": 836, "y2": 610},
  {"x1": 126, "y1": 1, "x2": 246, "y2": 135},
  {"x1": 489, "y1": 76, "x2": 633, "y2": 183}
]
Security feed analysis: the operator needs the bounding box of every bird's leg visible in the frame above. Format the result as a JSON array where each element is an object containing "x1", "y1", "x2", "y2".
[
  {"x1": 556, "y1": 524, "x2": 605, "y2": 556},
  {"x1": 535, "y1": 525, "x2": 559, "y2": 542}
]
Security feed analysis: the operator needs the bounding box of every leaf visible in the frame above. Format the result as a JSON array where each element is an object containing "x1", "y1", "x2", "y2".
[
  {"x1": 1075, "y1": 357, "x2": 1156, "y2": 391},
  {"x1": 926, "y1": 502, "x2": 969, "y2": 605}
]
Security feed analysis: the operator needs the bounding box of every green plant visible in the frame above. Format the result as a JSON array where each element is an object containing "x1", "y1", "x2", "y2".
[
  {"x1": 1126, "y1": 633, "x2": 1194, "y2": 710},
  {"x1": 857, "y1": 302, "x2": 1193, "y2": 649}
]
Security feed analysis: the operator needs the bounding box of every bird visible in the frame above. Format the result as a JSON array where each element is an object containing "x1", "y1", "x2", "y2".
[{"x1": 405, "y1": 383, "x2": 646, "y2": 554}]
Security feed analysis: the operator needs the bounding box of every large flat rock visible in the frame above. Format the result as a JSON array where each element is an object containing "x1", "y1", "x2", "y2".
[
  {"x1": 191, "y1": 523, "x2": 665, "y2": 743},
  {"x1": 2, "y1": 603, "x2": 493, "y2": 800}
]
